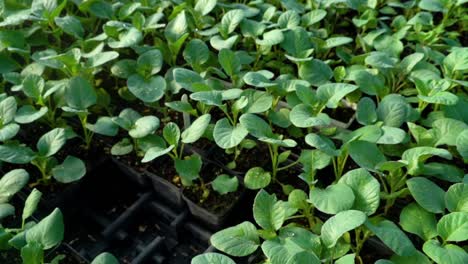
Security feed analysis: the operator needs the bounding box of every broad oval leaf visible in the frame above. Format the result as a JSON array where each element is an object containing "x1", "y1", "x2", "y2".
[
  {"x1": 26, "y1": 208, "x2": 64, "y2": 250},
  {"x1": 321, "y1": 210, "x2": 367, "y2": 248},
  {"x1": 213, "y1": 118, "x2": 248, "y2": 149},
  {"x1": 407, "y1": 177, "x2": 445, "y2": 214},
  {"x1": 437, "y1": 212, "x2": 468, "y2": 242},
  {"x1": 399, "y1": 203, "x2": 438, "y2": 241},
  {"x1": 365, "y1": 220, "x2": 416, "y2": 256},
  {"x1": 290, "y1": 105, "x2": 331, "y2": 128},
  {"x1": 445, "y1": 183, "x2": 468, "y2": 212},
  {"x1": 52, "y1": 156, "x2": 86, "y2": 183},
  {"x1": 129, "y1": 116, "x2": 160, "y2": 139},
  {"x1": 423, "y1": 240, "x2": 468, "y2": 264},
  {"x1": 244, "y1": 167, "x2": 271, "y2": 190},
  {"x1": 339, "y1": 168, "x2": 380, "y2": 215},
  {"x1": 127, "y1": 75, "x2": 166, "y2": 103},
  {"x1": 191, "y1": 253, "x2": 235, "y2": 264},
  {"x1": 91, "y1": 253, "x2": 119, "y2": 264},
  {"x1": 0, "y1": 169, "x2": 29, "y2": 203},
  {"x1": 210, "y1": 221, "x2": 259, "y2": 257},
  {"x1": 65, "y1": 76, "x2": 97, "y2": 110},
  {"x1": 37, "y1": 128, "x2": 67, "y2": 157},
  {"x1": 181, "y1": 114, "x2": 211, "y2": 144},
  {"x1": 309, "y1": 183, "x2": 355, "y2": 214}
]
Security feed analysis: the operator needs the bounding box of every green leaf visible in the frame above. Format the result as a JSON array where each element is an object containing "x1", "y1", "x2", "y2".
[
  {"x1": 127, "y1": 75, "x2": 166, "y2": 103},
  {"x1": 433, "y1": 118, "x2": 468, "y2": 146},
  {"x1": 219, "y1": 49, "x2": 241, "y2": 77},
  {"x1": 0, "y1": 144, "x2": 35, "y2": 164},
  {"x1": 22, "y1": 189, "x2": 42, "y2": 223},
  {"x1": 210, "y1": 221, "x2": 259, "y2": 257},
  {"x1": 309, "y1": 183, "x2": 355, "y2": 214},
  {"x1": 22, "y1": 74, "x2": 44, "y2": 100},
  {"x1": 129, "y1": 116, "x2": 160, "y2": 139},
  {"x1": 91, "y1": 253, "x2": 119, "y2": 264},
  {"x1": 357, "y1": 97, "x2": 377, "y2": 125},
  {"x1": 37, "y1": 128, "x2": 66, "y2": 157},
  {"x1": 165, "y1": 11, "x2": 188, "y2": 43},
  {"x1": 191, "y1": 253, "x2": 235, "y2": 264},
  {"x1": 278, "y1": 10, "x2": 300, "y2": 29},
  {"x1": 52, "y1": 156, "x2": 86, "y2": 183},
  {"x1": 86, "y1": 51, "x2": 119, "y2": 68},
  {"x1": 290, "y1": 105, "x2": 331, "y2": 128},
  {"x1": 244, "y1": 167, "x2": 271, "y2": 190},
  {"x1": 213, "y1": 118, "x2": 248, "y2": 149},
  {"x1": 65, "y1": 76, "x2": 97, "y2": 110},
  {"x1": 423, "y1": 240, "x2": 468, "y2": 264},
  {"x1": 316, "y1": 83, "x2": 358, "y2": 108},
  {"x1": 210, "y1": 35, "x2": 239, "y2": 50},
  {"x1": 335, "y1": 254, "x2": 356, "y2": 264},
  {"x1": 321, "y1": 210, "x2": 367, "y2": 248},
  {"x1": 445, "y1": 183, "x2": 468, "y2": 212},
  {"x1": 14, "y1": 106, "x2": 48, "y2": 124},
  {"x1": 137, "y1": 49, "x2": 163, "y2": 75},
  {"x1": 365, "y1": 52, "x2": 397, "y2": 69},
  {"x1": 194, "y1": 0, "x2": 217, "y2": 16},
  {"x1": 26, "y1": 208, "x2": 64, "y2": 250},
  {"x1": 175, "y1": 155, "x2": 202, "y2": 186},
  {"x1": 111, "y1": 59, "x2": 137, "y2": 78},
  {"x1": 0, "y1": 96, "x2": 17, "y2": 124},
  {"x1": 444, "y1": 47, "x2": 468, "y2": 73},
  {"x1": 390, "y1": 250, "x2": 431, "y2": 264},
  {"x1": 183, "y1": 39, "x2": 209, "y2": 67},
  {"x1": 86, "y1": 117, "x2": 119, "y2": 136},
  {"x1": 111, "y1": 138, "x2": 134, "y2": 156},
  {"x1": 348, "y1": 140, "x2": 387, "y2": 170},
  {"x1": 407, "y1": 177, "x2": 445, "y2": 213},
  {"x1": 55, "y1": 16, "x2": 84, "y2": 39},
  {"x1": 281, "y1": 27, "x2": 313, "y2": 58},
  {"x1": 163, "y1": 122, "x2": 180, "y2": 146},
  {"x1": 401, "y1": 147, "x2": 452, "y2": 175},
  {"x1": 437, "y1": 212, "x2": 468, "y2": 242},
  {"x1": 219, "y1": 9, "x2": 244, "y2": 37},
  {"x1": 239, "y1": 113, "x2": 273, "y2": 139},
  {"x1": 305, "y1": 133, "x2": 340, "y2": 157},
  {"x1": 141, "y1": 145, "x2": 174, "y2": 163},
  {"x1": 0, "y1": 203, "x2": 15, "y2": 220},
  {"x1": 456, "y1": 130, "x2": 468, "y2": 161},
  {"x1": 108, "y1": 27, "x2": 143, "y2": 48},
  {"x1": 365, "y1": 220, "x2": 416, "y2": 256},
  {"x1": 243, "y1": 72, "x2": 275, "y2": 88},
  {"x1": 325, "y1": 37, "x2": 353, "y2": 49},
  {"x1": 339, "y1": 168, "x2": 380, "y2": 215},
  {"x1": 419, "y1": 0, "x2": 450, "y2": 12},
  {"x1": 173, "y1": 68, "x2": 204, "y2": 91},
  {"x1": 262, "y1": 228, "x2": 321, "y2": 264},
  {"x1": 242, "y1": 90, "x2": 273, "y2": 113},
  {"x1": 0, "y1": 169, "x2": 29, "y2": 203},
  {"x1": 0, "y1": 123, "x2": 20, "y2": 141},
  {"x1": 21, "y1": 241, "x2": 43, "y2": 264},
  {"x1": 298, "y1": 59, "x2": 333, "y2": 86},
  {"x1": 212, "y1": 174, "x2": 238, "y2": 195},
  {"x1": 254, "y1": 190, "x2": 287, "y2": 231},
  {"x1": 377, "y1": 126, "x2": 407, "y2": 145},
  {"x1": 376, "y1": 94, "x2": 412, "y2": 127},
  {"x1": 399, "y1": 203, "x2": 438, "y2": 240},
  {"x1": 181, "y1": 114, "x2": 211, "y2": 144},
  {"x1": 256, "y1": 29, "x2": 284, "y2": 46}
]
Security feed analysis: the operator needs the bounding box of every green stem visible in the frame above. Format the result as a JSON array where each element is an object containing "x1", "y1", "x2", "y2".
[{"x1": 277, "y1": 159, "x2": 300, "y2": 172}]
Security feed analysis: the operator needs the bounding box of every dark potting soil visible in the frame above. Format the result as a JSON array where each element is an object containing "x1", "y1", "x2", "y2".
[
  {"x1": 183, "y1": 165, "x2": 243, "y2": 216},
  {"x1": 147, "y1": 157, "x2": 182, "y2": 188},
  {"x1": 210, "y1": 143, "x2": 270, "y2": 174}
]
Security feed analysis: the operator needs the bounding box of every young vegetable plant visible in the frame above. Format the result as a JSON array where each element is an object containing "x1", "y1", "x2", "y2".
[
  {"x1": 0, "y1": 170, "x2": 65, "y2": 264},
  {"x1": 239, "y1": 113, "x2": 297, "y2": 190},
  {"x1": 207, "y1": 189, "x2": 369, "y2": 264},
  {"x1": 0, "y1": 128, "x2": 86, "y2": 185},
  {"x1": 110, "y1": 108, "x2": 160, "y2": 157}
]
